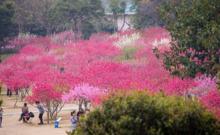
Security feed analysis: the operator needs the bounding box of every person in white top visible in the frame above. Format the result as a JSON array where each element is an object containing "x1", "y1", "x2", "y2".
[{"x1": 35, "y1": 101, "x2": 45, "y2": 125}]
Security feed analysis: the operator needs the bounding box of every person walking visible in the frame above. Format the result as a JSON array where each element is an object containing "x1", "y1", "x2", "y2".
[
  {"x1": 0, "y1": 107, "x2": 3, "y2": 128},
  {"x1": 35, "y1": 101, "x2": 44, "y2": 125}
]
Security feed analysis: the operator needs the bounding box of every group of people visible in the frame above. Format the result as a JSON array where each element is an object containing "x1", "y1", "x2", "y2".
[
  {"x1": 0, "y1": 101, "x2": 44, "y2": 128},
  {"x1": 0, "y1": 100, "x2": 91, "y2": 129},
  {"x1": 19, "y1": 101, "x2": 45, "y2": 125}
]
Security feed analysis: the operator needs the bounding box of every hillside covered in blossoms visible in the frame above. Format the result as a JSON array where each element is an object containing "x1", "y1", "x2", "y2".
[{"x1": 0, "y1": 27, "x2": 219, "y2": 119}]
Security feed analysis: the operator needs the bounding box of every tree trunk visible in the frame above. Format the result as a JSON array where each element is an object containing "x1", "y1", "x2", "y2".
[
  {"x1": 119, "y1": 14, "x2": 126, "y2": 31},
  {"x1": 78, "y1": 99, "x2": 83, "y2": 111},
  {"x1": 113, "y1": 13, "x2": 118, "y2": 32},
  {"x1": 46, "y1": 102, "x2": 50, "y2": 124},
  {"x1": 14, "y1": 95, "x2": 19, "y2": 108}
]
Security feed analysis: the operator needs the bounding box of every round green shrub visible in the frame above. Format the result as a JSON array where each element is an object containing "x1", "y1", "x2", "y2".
[{"x1": 73, "y1": 92, "x2": 220, "y2": 135}]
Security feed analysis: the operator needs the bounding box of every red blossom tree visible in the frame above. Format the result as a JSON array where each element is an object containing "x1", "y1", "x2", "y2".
[{"x1": 0, "y1": 27, "x2": 219, "y2": 119}]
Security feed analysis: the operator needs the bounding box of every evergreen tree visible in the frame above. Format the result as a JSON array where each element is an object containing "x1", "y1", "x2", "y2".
[{"x1": 0, "y1": 0, "x2": 18, "y2": 48}]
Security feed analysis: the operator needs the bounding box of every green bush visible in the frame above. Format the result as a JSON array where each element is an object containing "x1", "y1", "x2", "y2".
[
  {"x1": 72, "y1": 92, "x2": 220, "y2": 135},
  {"x1": 117, "y1": 46, "x2": 138, "y2": 61}
]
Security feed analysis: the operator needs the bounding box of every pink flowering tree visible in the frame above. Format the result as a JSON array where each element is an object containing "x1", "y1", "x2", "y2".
[
  {"x1": 62, "y1": 83, "x2": 108, "y2": 110},
  {"x1": 200, "y1": 90, "x2": 220, "y2": 118},
  {"x1": 188, "y1": 75, "x2": 217, "y2": 97},
  {"x1": 26, "y1": 69, "x2": 79, "y2": 122}
]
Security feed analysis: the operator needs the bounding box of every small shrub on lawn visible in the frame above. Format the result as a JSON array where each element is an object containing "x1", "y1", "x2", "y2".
[{"x1": 117, "y1": 46, "x2": 138, "y2": 61}]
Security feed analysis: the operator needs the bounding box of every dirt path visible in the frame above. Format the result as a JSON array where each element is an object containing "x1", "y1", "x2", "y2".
[{"x1": 0, "y1": 95, "x2": 77, "y2": 135}]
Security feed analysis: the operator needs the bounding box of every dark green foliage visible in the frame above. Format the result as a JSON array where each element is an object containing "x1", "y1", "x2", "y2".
[
  {"x1": 160, "y1": 0, "x2": 220, "y2": 77},
  {"x1": 0, "y1": 0, "x2": 18, "y2": 47},
  {"x1": 22, "y1": 23, "x2": 47, "y2": 36},
  {"x1": 133, "y1": 0, "x2": 165, "y2": 29},
  {"x1": 109, "y1": 0, "x2": 127, "y2": 15},
  {"x1": 100, "y1": 21, "x2": 115, "y2": 34},
  {"x1": 14, "y1": 0, "x2": 108, "y2": 38},
  {"x1": 81, "y1": 21, "x2": 96, "y2": 40},
  {"x1": 49, "y1": 0, "x2": 106, "y2": 39},
  {"x1": 14, "y1": 0, "x2": 58, "y2": 36},
  {"x1": 72, "y1": 92, "x2": 220, "y2": 135}
]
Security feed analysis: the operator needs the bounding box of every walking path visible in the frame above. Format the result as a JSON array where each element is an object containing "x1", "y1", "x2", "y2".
[{"x1": 0, "y1": 95, "x2": 78, "y2": 135}]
